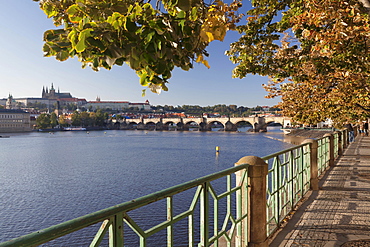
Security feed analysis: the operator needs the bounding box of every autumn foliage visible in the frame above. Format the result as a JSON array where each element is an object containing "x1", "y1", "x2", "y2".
[{"x1": 227, "y1": 0, "x2": 370, "y2": 126}]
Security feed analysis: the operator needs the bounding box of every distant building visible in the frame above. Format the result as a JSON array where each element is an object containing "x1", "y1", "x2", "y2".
[
  {"x1": 129, "y1": 100, "x2": 151, "y2": 111},
  {"x1": 0, "y1": 109, "x2": 31, "y2": 132},
  {"x1": 85, "y1": 97, "x2": 151, "y2": 111},
  {"x1": 14, "y1": 97, "x2": 55, "y2": 109},
  {"x1": 6, "y1": 84, "x2": 86, "y2": 111},
  {"x1": 262, "y1": 106, "x2": 270, "y2": 111},
  {"x1": 6, "y1": 94, "x2": 16, "y2": 109},
  {"x1": 41, "y1": 83, "x2": 87, "y2": 109},
  {"x1": 42, "y1": 83, "x2": 72, "y2": 100}
]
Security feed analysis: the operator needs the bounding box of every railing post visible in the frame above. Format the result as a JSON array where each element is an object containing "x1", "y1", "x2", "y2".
[
  {"x1": 335, "y1": 131, "x2": 342, "y2": 156},
  {"x1": 324, "y1": 133, "x2": 335, "y2": 167},
  {"x1": 109, "y1": 212, "x2": 124, "y2": 246},
  {"x1": 236, "y1": 156, "x2": 268, "y2": 247},
  {"x1": 343, "y1": 128, "x2": 349, "y2": 148},
  {"x1": 302, "y1": 139, "x2": 319, "y2": 191}
]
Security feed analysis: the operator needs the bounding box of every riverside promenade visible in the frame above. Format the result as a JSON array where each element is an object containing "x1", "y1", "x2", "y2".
[{"x1": 270, "y1": 135, "x2": 370, "y2": 247}]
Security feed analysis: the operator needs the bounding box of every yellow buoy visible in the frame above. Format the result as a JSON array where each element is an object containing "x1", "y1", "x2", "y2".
[{"x1": 216, "y1": 146, "x2": 220, "y2": 152}]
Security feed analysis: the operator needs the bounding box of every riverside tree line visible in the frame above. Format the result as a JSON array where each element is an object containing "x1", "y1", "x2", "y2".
[{"x1": 36, "y1": 110, "x2": 108, "y2": 129}]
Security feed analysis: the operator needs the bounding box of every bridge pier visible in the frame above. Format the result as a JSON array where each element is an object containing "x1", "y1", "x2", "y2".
[
  {"x1": 199, "y1": 122, "x2": 211, "y2": 131},
  {"x1": 225, "y1": 121, "x2": 237, "y2": 131},
  {"x1": 176, "y1": 121, "x2": 184, "y2": 131},
  {"x1": 252, "y1": 117, "x2": 267, "y2": 132},
  {"x1": 137, "y1": 122, "x2": 146, "y2": 130},
  {"x1": 155, "y1": 122, "x2": 164, "y2": 131}
]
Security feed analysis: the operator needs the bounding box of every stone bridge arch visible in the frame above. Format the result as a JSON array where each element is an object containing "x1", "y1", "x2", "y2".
[
  {"x1": 206, "y1": 120, "x2": 226, "y2": 131},
  {"x1": 183, "y1": 120, "x2": 200, "y2": 131},
  {"x1": 234, "y1": 120, "x2": 253, "y2": 131}
]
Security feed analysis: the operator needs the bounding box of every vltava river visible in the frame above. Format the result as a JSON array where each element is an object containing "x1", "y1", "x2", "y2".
[{"x1": 0, "y1": 127, "x2": 293, "y2": 245}]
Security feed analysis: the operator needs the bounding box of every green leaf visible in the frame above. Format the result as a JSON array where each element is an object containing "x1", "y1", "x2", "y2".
[
  {"x1": 75, "y1": 39, "x2": 86, "y2": 53},
  {"x1": 56, "y1": 50, "x2": 69, "y2": 61},
  {"x1": 176, "y1": 11, "x2": 186, "y2": 19},
  {"x1": 66, "y1": 4, "x2": 79, "y2": 15},
  {"x1": 190, "y1": 7, "x2": 198, "y2": 21},
  {"x1": 86, "y1": 37, "x2": 106, "y2": 52},
  {"x1": 140, "y1": 72, "x2": 149, "y2": 86},
  {"x1": 42, "y1": 2, "x2": 58, "y2": 17},
  {"x1": 75, "y1": 28, "x2": 93, "y2": 53},
  {"x1": 145, "y1": 32, "x2": 155, "y2": 44},
  {"x1": 93, "y1": 58, "x2": 99, "y2": 68}
]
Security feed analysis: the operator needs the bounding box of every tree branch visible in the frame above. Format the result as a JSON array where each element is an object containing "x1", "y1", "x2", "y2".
[{"x1": 356, "y1": 103, "x2": 370, "y2": 112}]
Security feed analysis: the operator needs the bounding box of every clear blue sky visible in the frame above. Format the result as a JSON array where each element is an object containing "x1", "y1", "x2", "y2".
[{"x1": 0, "y1": 1, "x2": 280, "y2": 107}]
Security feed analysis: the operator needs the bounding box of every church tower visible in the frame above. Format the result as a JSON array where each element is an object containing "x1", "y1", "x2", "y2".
[
  {"x1": 50, "y1": 83, "x2": 56, "y2": 98},
  {"x1": 6, "y1": 94, "x2": 13, "y2": 109}
]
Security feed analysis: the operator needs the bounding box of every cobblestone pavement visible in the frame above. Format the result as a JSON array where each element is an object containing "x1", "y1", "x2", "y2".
[{"x1": 270, "y1": 136, "x2": 370, "y2": 247}]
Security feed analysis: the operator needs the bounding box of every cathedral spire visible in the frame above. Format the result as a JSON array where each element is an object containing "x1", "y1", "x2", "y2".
[{"x1": 6, "y1": 93, "x2": 13, "y2": 109}]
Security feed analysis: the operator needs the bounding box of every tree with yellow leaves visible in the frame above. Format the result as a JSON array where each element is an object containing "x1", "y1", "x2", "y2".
[{"x1": 227, "y1": 0, "x2": 370, "y2": 126}]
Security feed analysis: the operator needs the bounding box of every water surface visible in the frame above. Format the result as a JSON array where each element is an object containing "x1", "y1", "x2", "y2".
[{"x1": 0, "y1": 127, "x2": 293, "y2": 244}]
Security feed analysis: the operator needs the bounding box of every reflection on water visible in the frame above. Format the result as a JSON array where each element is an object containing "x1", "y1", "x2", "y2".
[
  {"x1": 265, "y1": 135, "x2": 309, "y2": 145},
  {"x1": 283, "y1": 135, "x2": 310, "y2": 145}
]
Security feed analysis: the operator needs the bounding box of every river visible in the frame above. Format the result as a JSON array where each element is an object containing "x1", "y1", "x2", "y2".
[{"x1": 0, "y1": 127, "x2": 294, "y2": 245}]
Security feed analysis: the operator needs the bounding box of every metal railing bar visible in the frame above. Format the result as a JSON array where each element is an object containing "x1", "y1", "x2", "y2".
[
  {"x1": 167, "y1": 196, "x2": 173, "y2": 247},
  {"x1": 221, "y1": 212, "x2": 232, "y2": 232},
  {"x1": 123, "y1": 213, "x2": 146, "y2": 238},
  {"x1": 90, "y1": 219, "x2": 111, "y2": 247},
  {"x1": 216, "y1": 186, "x2": 241, "y2": 200},
  {"x1": 110, "y1": 212, "x2": 124, "y2": 246},
  {"x1": 145, "y1": 210, "x2": 193, "y2": 237},
  {"x1": 213, "y1": 196, "x2": 219, "y2": 247},
  {"x1": 189, "y1": 185, "x2": 202, "y2": 211},
  {"x1": 200, "y1": 182, "x2": 210, "y2": 247},
  {"x1": 188, "y1": 214, "x2": 194, "y2": 247},
  {"x1": 263, "y1": 143, "x2": 308, "y2": 160}
]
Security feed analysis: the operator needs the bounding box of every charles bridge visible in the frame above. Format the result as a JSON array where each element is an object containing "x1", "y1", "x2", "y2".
[{"x1": 110, "y1": 116, "x2": 290, "y2": 132}]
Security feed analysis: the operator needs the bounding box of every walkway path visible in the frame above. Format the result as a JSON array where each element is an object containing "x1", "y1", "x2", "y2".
[{"x1": 270, "y1": 135, "x2": 370, "y2": 247}]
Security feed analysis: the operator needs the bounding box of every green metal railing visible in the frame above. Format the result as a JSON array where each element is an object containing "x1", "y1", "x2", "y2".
[
  {"x1": 317, "y1": 136, "x2": 330, "y2": 176},
  {"x1": 0, "y1": 165, "x2": 249, "y2": 247},
  {"x1": 263, "y1": 143, "x2": 311, "y2": 236},
  {"x1": 333, "y1": 132, "x2": 340, "y2": 158},
  {"x1": 0, "y1": 129, "x2": 348, "y2": 247}
]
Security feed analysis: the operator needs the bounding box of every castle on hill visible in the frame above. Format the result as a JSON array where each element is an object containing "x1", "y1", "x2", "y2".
[
  {"x1": 1, "y1": 84, "x2": 151, "y2": 112},
  {"x1": 42, "y1": 83, "x2": 72, "y2": 100}
]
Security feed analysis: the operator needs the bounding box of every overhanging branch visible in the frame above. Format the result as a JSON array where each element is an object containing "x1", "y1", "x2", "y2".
[{"x1": 356, "y1": 103, "x2": 370, "y2": 112}]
